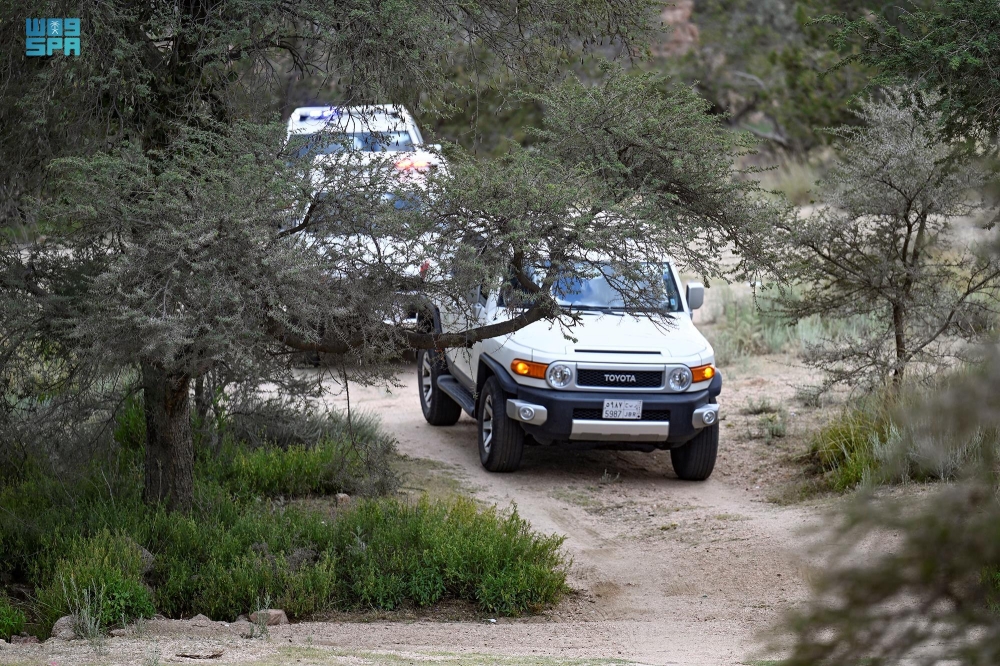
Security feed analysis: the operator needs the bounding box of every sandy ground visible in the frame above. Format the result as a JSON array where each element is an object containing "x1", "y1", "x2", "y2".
[
  {"x1": 1, "y1": 351, "x2": 836, "y2": 666},
  {"x1": 310, "y1": 357, "x2": 829, "y2": 666}
]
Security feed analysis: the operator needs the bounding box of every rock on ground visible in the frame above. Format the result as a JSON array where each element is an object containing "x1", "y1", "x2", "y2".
[
  {"x1": 11, "y1": 635, "x2": 39, "y2": 644},
  {"x1": 50, "y1": 615, "x2": 76, "y2": 640},
  {"x1": 249, "y1": 609, "x2": 288, "y2": 626}
]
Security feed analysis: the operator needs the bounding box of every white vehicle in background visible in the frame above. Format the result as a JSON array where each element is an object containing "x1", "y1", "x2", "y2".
[
  {"x1": 286, "y1": 104, "x2": 442, "y2": 180},
  {"x1": 416, "y1": 263, "x2": 723, "y2": 480},
  {"x1": 284, "y1": 105, "x2": 443, "y2": 332}
]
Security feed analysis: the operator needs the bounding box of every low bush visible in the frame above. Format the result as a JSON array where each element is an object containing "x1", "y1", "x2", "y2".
[
  {"x1": 0, "y1": 404, "x2": 566, "y2": 635},
  {"x1": 807, "y1": 386, "x2": 1000, "y2": 492},
  {"x1": 205, "y1": 398, "x2": 398, "y2": 498},
  {"x1": 742, "y1": 397, "x2": 780, "y2": 415},
  {"x1": 201, "y1": 435, "x2": 395, "y2": 500},
  {"x1": 35, "y1": 530, "x2": 155, "y2": 630},
  {"x1": 807, "y1": 395, "x2": 893, "y2": 492},
  {"x1": 751, "y1": 411, "x2": 788, "y2": 443},
  {"x1": 331, "y1": 499, "x2": 567, "y2": 615},
  {"x1": 0, "y1": 595, "x2": 26, "y2": 640}
]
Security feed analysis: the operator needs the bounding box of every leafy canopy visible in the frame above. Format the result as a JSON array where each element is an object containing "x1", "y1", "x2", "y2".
[{"x1": 825, "y1": 0, "x2": 1000, "y2": 146}]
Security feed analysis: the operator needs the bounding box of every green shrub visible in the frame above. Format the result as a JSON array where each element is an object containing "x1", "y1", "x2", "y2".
[
  {"x1": 807, "y1": 395, "x2": 892, "y2": 492},
  {"x1": 200, "y1": 400, "x2": 398, "y2": 498},
  {"x1": 1, "y1": 466, "x2": 566, "y2": 629},
  {"x1": 113, "y1": 394, "x2": 146, "y2": 451},
  {"x1": 201, "y1": 436, "x2": 390, "y2": 499},
  {"x1": 0, "y1": 397, "x2": 564, "y2": 628},
  {"x1": 0, "y1": 596, "x2": 26, "y2": 640},
  {"x1": 146, "y1": 493, "x2": 566, "y2": 620},
  {"x1": 807, "y1": 385, "x2": 1000, "y2": 492},
  {"x1": 331, "y1": 498, "x2": 567, "y2": 615},
  {"x1": 36, "y1": 530, "x2": 155, "y2": 630}
]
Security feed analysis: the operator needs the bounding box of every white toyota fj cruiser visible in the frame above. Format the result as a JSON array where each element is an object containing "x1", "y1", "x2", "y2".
[{"x1": 417, "y1": 263, "x2": 722, "y2": 480}]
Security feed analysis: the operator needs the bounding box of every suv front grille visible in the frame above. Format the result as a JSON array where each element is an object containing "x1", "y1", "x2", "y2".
[
  {"x1": 576, "y1": 369, "x2": 663, "y2": 388},
  {"x1": 573, "y1": 408, "x2": 670, "y2": 422}
]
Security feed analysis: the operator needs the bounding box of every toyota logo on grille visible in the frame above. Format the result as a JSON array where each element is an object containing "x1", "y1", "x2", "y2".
[{"x1": 604, "y1": 373, "x2": 637, "y2": 383}]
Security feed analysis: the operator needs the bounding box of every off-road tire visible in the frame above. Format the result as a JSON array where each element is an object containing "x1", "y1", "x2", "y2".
[
  {"x1": 418, "y1": 350, "x2": 462, "y2": 426},
  {"x1": 477, "y1": 376, "x2": 524, "y2": 472},
  {"x1": 670, "y1": 421, "x2": 719, "y2": 481}
]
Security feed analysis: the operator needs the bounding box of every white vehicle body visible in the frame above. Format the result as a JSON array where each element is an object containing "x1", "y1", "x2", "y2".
[
  {"x1": 417, "y1": 262, "x2": 724, "y2": 480},
  {"x1": 286, "y1": 104, "x2": 442, "y2": 186},
  {"x1": 286, "y1": 105, "x2": 445, "y2": 328}
]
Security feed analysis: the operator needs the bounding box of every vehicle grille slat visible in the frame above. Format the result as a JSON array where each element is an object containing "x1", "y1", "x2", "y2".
[{"x1": 576, "y1": 369, "x2": 663, "y2": 388}]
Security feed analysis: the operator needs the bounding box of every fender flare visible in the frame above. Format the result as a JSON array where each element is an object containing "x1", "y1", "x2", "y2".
[
  {"x1": 478, "y1": 355, "x2": 520, "y2": 395},
  {"x1": 708, "y1": 370, "x2": 723, "y2": 398}
]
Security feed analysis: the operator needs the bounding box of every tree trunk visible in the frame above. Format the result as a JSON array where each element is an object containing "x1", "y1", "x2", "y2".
[
  {"x1": 142, "y1": 362, "x2": 194, "y2": 512},
  {"x1": 891, "y1": 303, "x2": 907, "y2": 388}
]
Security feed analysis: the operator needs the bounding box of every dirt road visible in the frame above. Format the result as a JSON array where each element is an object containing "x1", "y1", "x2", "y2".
[{"x1": 311, "y1": 360, "x2": 825, "y2": 666}]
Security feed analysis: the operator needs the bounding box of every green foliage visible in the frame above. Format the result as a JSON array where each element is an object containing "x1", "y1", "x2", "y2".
[
  {"x1": 114, "y1": 394, "x2": 147, "y2": 452},
  {"x1": 0, "y1": 596, "x2": 26, "y2": 641},
  {"x1": 201, "y1": 400, "x2": 398, "y2": 498},
  {"x1": 202, "y1": 439, "x2": 365, "y2": 499},
  {"x1": 781, "y1": 355, "x2": 1000, "y2": 664},
  {"x1": 35, "y1": 530, "x2": 155, "y2": 630},
  {"x1": 826, "y1": 0, "x2": 1000, "y2": 145},
  {"x1": 807, "y1": 381, "x2": 1000, "y2": 492},
  {"x1": 660, "y1": 0, "x2": 880, "y2": 154},
  {"x1": 775, "y1": 94, "x2": 1000, "y2": 387},
  {"x1": 330, "y1": 499, "x2": 567, "y2": 615},
  {"x1": 808, "y1": 395, "x2": 893, "y2": 491},
  {"x1": 0, "y1": 408, "x2": 566, "y2": 630}
]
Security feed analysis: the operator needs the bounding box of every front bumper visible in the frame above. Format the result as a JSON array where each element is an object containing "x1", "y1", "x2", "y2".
[{"x1": 503, "y1": 373, "x2": 721, "y2": 446}]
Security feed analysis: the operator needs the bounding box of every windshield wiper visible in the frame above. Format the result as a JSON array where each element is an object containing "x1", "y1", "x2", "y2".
[{"x1": 562, "y1": 305, "x2": 619, "y2": 314}]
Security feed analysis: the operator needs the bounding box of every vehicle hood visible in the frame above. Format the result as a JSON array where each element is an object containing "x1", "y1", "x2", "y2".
[
  {"x1": 306, "y1": 149, "x2": 444, "y2": 189},
  {"x1": 511, "y1": 312, "x2": 710, "y2": 360}
]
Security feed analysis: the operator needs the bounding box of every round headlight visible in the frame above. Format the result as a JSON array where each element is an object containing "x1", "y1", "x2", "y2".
[
  {"x1": 668, "y1": 367, "x2": 693, "y2": 392},
  {"x1": 545, "y1": 363, "x2": 574, "y2": 389}
]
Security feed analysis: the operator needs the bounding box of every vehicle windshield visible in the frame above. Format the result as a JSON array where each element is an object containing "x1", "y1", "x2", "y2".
[
  {"x1": 549, "y1": 264, "x2": 683, "y2": 313},
  {"x1": 290, "y1": 131, "x2": 415, "y2": 158}
]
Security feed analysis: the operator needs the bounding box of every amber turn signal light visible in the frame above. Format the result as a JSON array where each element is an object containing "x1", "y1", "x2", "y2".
[
  {"x1": 511, "y1": 359, "x2": 548, "y2": 379},
  {"x1": 691, "y1": 364, "x2": 716, "y2": 383}
]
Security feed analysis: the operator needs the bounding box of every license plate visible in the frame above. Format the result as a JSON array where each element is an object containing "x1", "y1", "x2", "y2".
[{"x1": 602, "y1": 399, "x2": 642, "y2": 420}]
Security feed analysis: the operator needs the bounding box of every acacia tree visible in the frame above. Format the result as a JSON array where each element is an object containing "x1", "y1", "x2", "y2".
[
  {"x1": 0, "y1": 1, "x2": 783, "y2": 511},
  {"x1": 776, "y1": 94, "x2": 1000, "y2": 387}
]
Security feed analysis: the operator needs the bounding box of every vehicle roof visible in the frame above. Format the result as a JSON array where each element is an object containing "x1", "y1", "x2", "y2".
[{"x1": 287, "y1": 104, "x2": 417, "y2": 136}]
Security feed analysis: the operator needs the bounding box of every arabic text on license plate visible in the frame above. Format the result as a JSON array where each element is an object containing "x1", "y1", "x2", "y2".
[{"x1": 603, "y1": 399, "x2": 642, "y2": 420}]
